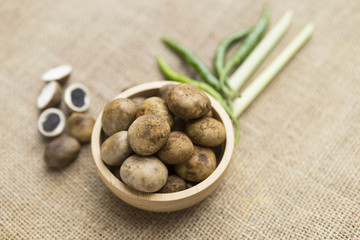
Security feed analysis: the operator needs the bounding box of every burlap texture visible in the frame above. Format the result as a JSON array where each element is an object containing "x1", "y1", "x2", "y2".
[{"x1": 1, "y1": 0, "x2": 360, "y2": 239}]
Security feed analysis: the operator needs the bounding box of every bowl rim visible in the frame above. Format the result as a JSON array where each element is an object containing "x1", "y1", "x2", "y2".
[{"x1": 91, "y1": 81, "x2": 234, "y2": 202}]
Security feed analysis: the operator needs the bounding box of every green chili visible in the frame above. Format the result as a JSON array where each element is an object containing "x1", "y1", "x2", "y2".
[
  {"x1": 162, "y1": 38, "x2": 221, "y2": 91},
  {"x1": 221, "y1": 6, "x2": 270, "y2": 85},
  {"x1": 156, "y1": 56, "x2": 222, "y2": 101},
  {"x1": 214, "y1": 28, "x2": 252, "y2": 77},
  {"x1": 156, "y1": 55, "x2": 240, "y2": 144}
]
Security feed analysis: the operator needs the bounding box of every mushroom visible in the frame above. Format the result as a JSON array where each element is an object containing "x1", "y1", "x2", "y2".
[
  {"x1": 101, "y1": 98, "x2": 137, "y2": 136},
  {"x1": 158, "y1": 175, "x2": 186, "y2": 193},
  {"x1": 37, "y1": 81, "x2": 62, "y2": 110},
  {"x1": 166, "y1": 83, "x2": 211, "y2": 119},
  {"x1": 64, "y1": 83, "x2": 90, "y2": 112},
  {"x1": 67, "y1": 112, "x2": 95, "y2": 143},
  {"x1": 38, "y1": 108, "x2": 66, "y2": 137},
  {"x1": 120, "y1": 155, "x2": 168, "y2": 193},
  {"x1": 41, "y1": 64, "x2": 72, "y2": 85},
  {"x1": 136, "y1": 96, "x2": 174, "y2": 128},
  {"x1": 44, "y1": 135, "x2": 81, "y2": 168},
  {"x1": 100, "y1": 131, "x2": 133, "y2": 166},
  {"x1": 185, "y1": 117, "x2": 226, "y2": 147},
  {"x1": 157, "y1": 131, "x2": 194, "y2": 165},
  {"x1": 127, "y1": 114, "x2": 171, "y2": 156},
  {"x1": 174, "y1": 146, "x2": 217, "y2": 183}
]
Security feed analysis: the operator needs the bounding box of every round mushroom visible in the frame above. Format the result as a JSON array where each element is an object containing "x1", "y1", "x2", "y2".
[
  {"x1": 67, "y1": 112, "x2": 95, "y2": 143},
  {"x1": 64, "y1": 83, "x2": 90, "y2": 112},
  {"x1": 157, "y1": 131, "x2": 194, "y2": 165},
  {"x1": 120, "y1": 155, "x2": 168, "y2": 193},
  {"x1": 38, "y1": 108, "x2": 66, "y2": 137},
  {"x1": 158, "y1": 175, "x2": 186, "y2": 193},
  {"x1": 44, "y1": 135, "x2": 81, "y2": 168},
  {"x1": 41, "y1": 64, "x2": 72, "y2": 85},
  {"x1": 100, "y1": 131, "x2": 133, "y2": 166},
  {"x1": 174, "y1": 145, "x2": 216, "y2": 183},
  {"x1": 127, "y1": 114, "x2": 171, "y2": 156},
  {"x1": 37, "y1": 81, "x2": 62, "y2": 110},
  {"x1": 101, "y1": 98, "x2": 136, "y2": 136},
  {"x1": 166, "y1": 83, "x2": 211, "y2": 119},
  {"x1": 136, "y1": 96, "x2": 174, "y2": 128},
  {"x1": 185, "y1": 117, "x2": 226, "y2": 147}
]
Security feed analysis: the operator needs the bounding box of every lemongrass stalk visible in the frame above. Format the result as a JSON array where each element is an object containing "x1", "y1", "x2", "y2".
[
  {"x1": 233, "y1": 24, "x2": 314, "y2": 117},
  {"x1": 229, "y1": 10, "x2": 293, "y2": 92}
]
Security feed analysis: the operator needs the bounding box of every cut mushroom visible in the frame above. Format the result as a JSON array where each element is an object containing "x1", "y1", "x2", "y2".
[
  {"x1": 38, "y1": 108, "x2": 66, "y2": 137},
  {"x1": 41, "y1": 64, "x2": 72, "y2": 85},
  {"x1": 64, "y1": 83, "x2": 90, "y2": 112},
  {"x1": 37, "y1": 81, "x2": 62, "y2": 110}
]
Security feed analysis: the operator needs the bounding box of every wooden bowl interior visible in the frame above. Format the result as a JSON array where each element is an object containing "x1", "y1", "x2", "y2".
[{"x1": 91, "y1": 81, "x2": 234, "y2": 212}]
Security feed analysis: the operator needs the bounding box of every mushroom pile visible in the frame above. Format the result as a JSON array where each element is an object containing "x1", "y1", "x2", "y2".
[
  {"x1": 37, "y1": 65, "x2": 95, "y2": 168},
  {"x1": 100, "y1": 83, "x2": 227, "y2": 193}
]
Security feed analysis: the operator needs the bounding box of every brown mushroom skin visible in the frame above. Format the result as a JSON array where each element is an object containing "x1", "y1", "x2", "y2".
[
  {"x1": 38, "y1": 82, "x2": 62, "y2": 110},
  {"x1": 67, "y1": 113, "x2": 95, "y2": 143},
  {"x1": 166, "y1": 84, "x2": 211, "y2": 119},
  {"x1": 44, "y1": 135, "x2": 81, "y2": 168},
  {"x1": 136, "y1": 96, "x2": 174, "y2": 128},
  {"x1": 47, "y1": 82, "x2": 62, "y2": 109},
  {"x1": 204, "y1": 110, "x2": 213, "y2": 118},
  {"x1": 101, "y1": 98, "x2": 136, "y2": 136},
  {"x1": 131, "y1": 97, "x2": 146, "y2": 109},
  {"x1": 157, "y1": 131, "x2": 194, "y2": 165},
  {"x1": 174, "y1": 146, "x2": 216, "y2": 183},
  {"x1": 100, "y1": 131, "x2": 133, "y2": 166},
  {"x1": 127, "y1": 114, "x2": 171, "y2": 156},
  {"x1": 158, "y1": 175, "x2": 186, "y2": 193},
  {"x1": 185, "y1": 117, "x2": 226, "y2": 147},
  {"x1": 158, "y1": 84, "x2": 174, "y2": 99},
  {"x1": 120, "y1": 155, "x2": 168, "y2": 193}
]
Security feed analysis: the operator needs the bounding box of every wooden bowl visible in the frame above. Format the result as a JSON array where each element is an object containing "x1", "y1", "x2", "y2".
[{"x1": 91, "y1": 81, "x2": 234, "y2": 212}]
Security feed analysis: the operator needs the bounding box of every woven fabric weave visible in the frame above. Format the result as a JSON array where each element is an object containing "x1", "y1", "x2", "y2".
[{"x1": 1, "y1": 0, "x2": 360, "y2": 239}]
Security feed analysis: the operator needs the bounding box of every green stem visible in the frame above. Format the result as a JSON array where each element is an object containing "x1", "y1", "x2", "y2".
[
  {"x1": 229, "y1": 10, "x2": 293, "y2": 92},
  {"x1": 156, "y1": 56, "x2": 222, "y2": 102},
  {"x1": 214, "y1": 28, "x2": 252, "y2": 77},
  {"x1": 233, "y1": 24, "x2": 314, "y2": 117},
  {"x1": 221, "y1": 6, "x2": 270, "y2": 87},
  {"x1": 156, "y1": 55, "x2": 240, "y2": 144},
  {"x1": 162, "y1": 38, "x2": 221, "y2": 91}
]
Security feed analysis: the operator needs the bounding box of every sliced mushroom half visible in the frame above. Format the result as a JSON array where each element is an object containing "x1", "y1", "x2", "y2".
[
  {"x1": 41, "y1": 64, "x2": 72, "y2": 85},
  {"x1": 64, "y1": 83, "x2": 90, "y2": 112},
  {"x1": 37, "y1": 81, "x2": 62, "y2": 110},
  {"x1": 38, "y1": 108, "x2": 66, "y2": 137}
]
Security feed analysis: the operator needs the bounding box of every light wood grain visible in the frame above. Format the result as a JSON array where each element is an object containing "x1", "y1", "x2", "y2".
[{"x1": 91, "y1": 81, "x2": 234, "y2": 212}]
